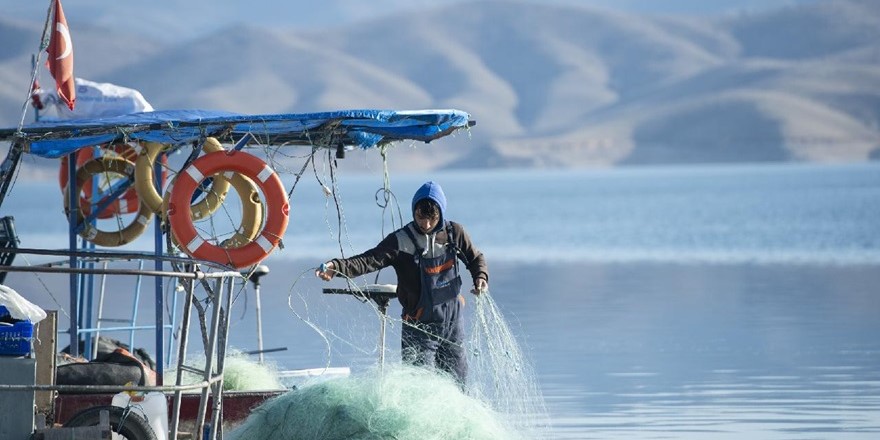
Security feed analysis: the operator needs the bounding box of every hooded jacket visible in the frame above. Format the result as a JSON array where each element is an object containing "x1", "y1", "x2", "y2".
[{"x1": 331, "y1": 181, "x2": 488, "y2": 317}]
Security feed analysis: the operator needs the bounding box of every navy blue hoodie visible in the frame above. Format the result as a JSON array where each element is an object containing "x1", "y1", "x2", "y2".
[{"x1": 411, "y1": 181, "x2": 446, "y2": 233}]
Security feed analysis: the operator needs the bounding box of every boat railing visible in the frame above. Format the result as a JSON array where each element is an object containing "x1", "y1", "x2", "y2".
[{"x1": 0, "y1": 247, "x2": 243, "y2": 439}]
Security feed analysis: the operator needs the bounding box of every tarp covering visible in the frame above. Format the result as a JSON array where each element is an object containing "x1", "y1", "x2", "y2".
[
  {"x1": 34, "y1": 78, "x2": 154, "y2": 121},
  {"x1": 0, "y1": 109, "x2": 472, "y2": 158}
]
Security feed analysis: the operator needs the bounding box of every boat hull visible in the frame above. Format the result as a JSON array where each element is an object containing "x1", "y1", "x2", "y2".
[{"x1": 54, "y1": 390, "x2": 285, "y2": 434}]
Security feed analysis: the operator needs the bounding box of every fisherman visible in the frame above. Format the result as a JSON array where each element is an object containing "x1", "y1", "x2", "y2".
[{"x1": 316, "y1": 181, "x2": 489, "y2": 385}]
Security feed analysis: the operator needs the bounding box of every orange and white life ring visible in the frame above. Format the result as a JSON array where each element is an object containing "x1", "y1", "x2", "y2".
[
  {"x1": 168, "y1": 150, "x2": 288, "y2": 268},
  {"x1": 165, "y1": 171, "x2": 263, "y2": 250},
  {"x1": 59, "y1": 143, "x2": 141, "y2": 219},
  {"x1": 63, "y1": 157, "x2": 154, "y2": 247},
  {"x1": 135, "y1": 138, "x2": 231, "y2": 219}
]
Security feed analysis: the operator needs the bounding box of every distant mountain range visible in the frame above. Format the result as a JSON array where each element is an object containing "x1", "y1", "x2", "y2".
[{"x1": 1, "y1": 0, "x2": 878, "y2": 172}]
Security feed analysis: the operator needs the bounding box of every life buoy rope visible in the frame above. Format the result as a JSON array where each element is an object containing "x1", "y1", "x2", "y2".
[
  {"x1": 168, "y1": 150, "x2": 288, "y2": 268},
  {"x1": 64, "y1": 157, "x2": 154, "y2": 247},
  {"x1": 59, "y1": 143, "x2": 141, "y2": 219},
  {"x1": 135, "y1": 138, "x2": 231, "y2": 219}
]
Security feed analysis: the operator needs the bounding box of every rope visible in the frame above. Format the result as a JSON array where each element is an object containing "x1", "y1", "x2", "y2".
[
  {"x1": 371, "y1": 145, "x2": 403, "y2": 284},
  {"x1": 328, "y1": 149, "x2": 346, "y2": 258},
  {"x1": 285, "y1": 148, "x2": 316, "y2": 200},
  {"x1": 311, "y1": 148, "x2": 355, "y2": 260},
  {"x1": 375, "y1": 145, "x2": 404, "y2": 234}
]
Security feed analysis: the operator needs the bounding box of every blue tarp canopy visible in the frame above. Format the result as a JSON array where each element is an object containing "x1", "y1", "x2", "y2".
[{"x1": 0, "y1": 109, "x2": 472, "y2": 158}]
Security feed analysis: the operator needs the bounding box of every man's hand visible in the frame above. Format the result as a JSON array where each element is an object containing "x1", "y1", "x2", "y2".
[
  {"x1": 471, "y1": 278, "x2": 488, "y2": 295},
  {"x1": 315, "y1": 261, "x2": 335, "y2": 281}
]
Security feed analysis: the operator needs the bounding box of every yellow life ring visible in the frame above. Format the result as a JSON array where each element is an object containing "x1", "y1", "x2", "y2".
[
  {"x1": 221, "y1": 173, "x2": 264, "y2": 248},
  {"x1": 168, "y1": 150, "x2": 288, "y2": 268},
  {"x1": 59, "y1": 143, "x2": 142, "y2": 219},
  {"x1": 64, "y1": 157, "x2": 154, "y2": 247},
  {"x1": 134, "y1": 137, "x2": 232, "y2": 218}
]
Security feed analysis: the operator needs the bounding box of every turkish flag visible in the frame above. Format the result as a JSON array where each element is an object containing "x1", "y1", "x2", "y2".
[{"x1": 46, "y1": 0, "x2": 75, "y2": 110}]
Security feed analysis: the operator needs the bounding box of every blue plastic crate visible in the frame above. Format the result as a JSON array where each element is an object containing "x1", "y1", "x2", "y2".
[{"x1": 0, "y1": 305, "x2": 33, "y2": 356}]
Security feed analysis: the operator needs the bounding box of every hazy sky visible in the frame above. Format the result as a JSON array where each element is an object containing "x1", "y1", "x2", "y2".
[{"x1": 7, "y1": 0, "x2": 818, "y2": 42}]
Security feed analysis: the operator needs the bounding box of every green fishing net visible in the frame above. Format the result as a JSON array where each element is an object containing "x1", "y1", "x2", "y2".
[
  {"x1": 170, "y1": 349, "x2": 284, "y2": 391},
  {"x1": 222, "y1": 351, "x2": 284, "y2": 391},
  {"x1": 467, "y1": 292, "x2": 550, "y2": 436},
  {"x1": 228, "y1": 364, "x2": 523, "y2": 440}
]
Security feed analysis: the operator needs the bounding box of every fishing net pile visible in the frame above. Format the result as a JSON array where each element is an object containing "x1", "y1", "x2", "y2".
[
  {"x1": 221, "y1": 351, "x2": 284, "y2": 391},
  {"x1": 170, "y1": 349, "x2": 283, "y2": 391},
  {"x1": 228, "y1": 363, "x2": 523, "y2": 440}
]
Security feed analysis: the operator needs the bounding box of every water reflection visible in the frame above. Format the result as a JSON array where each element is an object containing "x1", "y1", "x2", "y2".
[{"x1": 514, "y1": 262, "x2": 880, "y2": 439}]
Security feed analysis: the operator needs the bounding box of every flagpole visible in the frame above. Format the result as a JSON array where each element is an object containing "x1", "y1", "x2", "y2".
[
  {"x1": 31, "y1": 56, "x2": 40, "y2": 123},
  {"x1": 16, "y1": 0, "x2": 56, "y2": 131},
  {"x1": 2, "y1": 0, "x2": 56, "y2": 209}
]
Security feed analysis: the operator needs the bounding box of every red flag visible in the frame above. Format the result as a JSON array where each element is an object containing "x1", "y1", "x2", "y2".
[{"x1": 46, "y1": 0, "x2": 75, "y2": 110}]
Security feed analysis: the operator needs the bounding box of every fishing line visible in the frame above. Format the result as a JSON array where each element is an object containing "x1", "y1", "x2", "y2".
[
  {"x1": 311, "y1": 149, "x2": 359, "y2": 261},
  {"x1": 281, "y1": 262, "x2": 468, "y2": 383},
  {"x1": 326, "y1": 149, "x2": 350, "y2": 258},
  {"x1": 311, "y1": 150, "x2": 343, "y2": 253},
  {"x1": 376, "y1": 144, "x2": 404, "y2": 233},
  {"x1": 294, "y1": 263, "x2": 468, "y2": 374},
  {"x1": 282, "y1": 266, "x2": 380, "y2": 373},
  {"x1": 371, "y1": 145, "x2": 403, "y2": 285},
  {"x1": 284, "y1": 148, "x2": 316, "y2": 200},
  {"x1": 18, "y1": 254, "x2": 70, "y2": 319}
]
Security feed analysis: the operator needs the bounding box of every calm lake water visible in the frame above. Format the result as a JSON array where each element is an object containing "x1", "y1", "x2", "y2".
[{"x1": 4, "y1": 162, "x2": 880, "y2": 439}]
